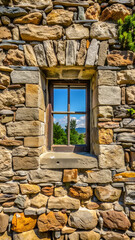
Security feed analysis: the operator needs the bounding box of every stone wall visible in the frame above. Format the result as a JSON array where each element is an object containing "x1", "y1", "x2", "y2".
[{"x1": 0, "y1": 0, "x2": 135, "y2": 239}]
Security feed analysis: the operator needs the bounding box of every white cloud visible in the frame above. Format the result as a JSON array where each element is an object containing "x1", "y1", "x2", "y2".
[{"x1": 54, "y1": 115, "x2": 85, "y2": 128}]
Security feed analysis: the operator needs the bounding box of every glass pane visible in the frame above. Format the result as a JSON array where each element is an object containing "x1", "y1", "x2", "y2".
[
  {"x1": 70, "y1": 88, "x2": 86, "y2": 112},
  {"x1": 53, "y1": 88, "x2": 68, "y2": 112},
  {"x1": 53, "y1": 114, "x2": 67, "y2": 145},
  {"x1": 70, "y1": 114, "x2": 86, "y2": 145}
]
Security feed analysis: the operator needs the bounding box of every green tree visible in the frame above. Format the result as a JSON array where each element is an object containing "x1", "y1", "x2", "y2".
[
  {"x1": 53, "y1": 122, "x2": 67, "y2": 145},
  {"x1": 65, "y1": 119, "x2": 85, "y2": 145},
  {"x1": 118, "y1": 14, "x2": 135, "y2": 52},
  {"x1": 53, "y1": 119, "x2": 85, "y2": 145}
]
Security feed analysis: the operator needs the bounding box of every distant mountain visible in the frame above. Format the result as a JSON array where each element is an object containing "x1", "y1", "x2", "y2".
[{"x1": 76, "y1": 128, "x2": 86, "y2": 134}]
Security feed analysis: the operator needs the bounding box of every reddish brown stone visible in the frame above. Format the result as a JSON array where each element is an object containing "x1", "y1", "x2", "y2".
[
  {"x1": 125, "y1": 152, "x2": 130, "y2": 163},
  {"x1": 69, "y1": 186, "x2": 93, "y2": 200},
  {"x1": 98, "y1": 122, "x2": 119, "y2": 129},
  {"x1": 42, "y1": 186, "x2": 54, "y2": 196},
  {"x1": 3, "y1": 49, "x2": 25, "y2": 66},
  {"x1": 63, "y1": 169, "x2": 78, "y2": 183},
  {"x1": 100, "y1": 4, "x2": 131, "y2": 21},
  {"x1": 37, "y1": 211, "x2": 67, "y2": 232},
  {"x1": 100, "y1": 210, "x2": 131, "y2": 230},
  {"x1": 107, "y1": 51, "x2": 134, "y2": 66},
  {"x1": 86, "y1": 202, "x2": 99, "y2": 210},
  {"x1": 2, "y1": 201, "x2": 14, "y2": 207}
]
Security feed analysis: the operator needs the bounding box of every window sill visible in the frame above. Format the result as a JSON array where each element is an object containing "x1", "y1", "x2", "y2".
[{"x1": 40, "y1": 152, "x2": 98, "y2": 169}]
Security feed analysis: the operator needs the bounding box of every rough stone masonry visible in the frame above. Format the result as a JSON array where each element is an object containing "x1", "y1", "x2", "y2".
[{"x1": 0, "y1": 0, "x2": 135, "y2": 239}]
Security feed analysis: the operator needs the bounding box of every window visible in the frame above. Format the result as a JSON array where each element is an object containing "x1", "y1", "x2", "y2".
[{"x1": 47, "y1": 80, "x2": 90, "y2": 152}]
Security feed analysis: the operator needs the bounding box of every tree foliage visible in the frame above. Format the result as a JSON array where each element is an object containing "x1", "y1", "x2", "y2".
[
  {"x1": 53, "y1": 119, "x2": 85, "y2": 145},
  {"x1": 118, "y1": 14, "x2": 135, "y2": 52}
]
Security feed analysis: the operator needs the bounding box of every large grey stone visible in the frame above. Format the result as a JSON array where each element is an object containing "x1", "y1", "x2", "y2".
[
  {"x1": 40, "y1": 152, "x2": 98, "y2": 169},
  {"x1": 66, "y1": 40, "x2": 78, "y2": 66},
  {"x1": 117, "y1": 69, "x2": 135, "y2": 84},
  {"x1": 117, "y1": 133, "x2": 135, "y2": 143},
  {"x1": 0, "y1": 6, "x2": 27, "y2": 17},
  {"x1": 6, "y1": 121, "x2": 44, "y2": 136},
  {"x1": 14, "y1": 195, "x2": 28, "y2": 209},
  {"x1": 29, "y1": 169, "x2": 62, "y2": 183},
  {"x1": 48, "y1": 196, "x2": 80, "y2": 210},
  {"x1": 90, "y1": 21, "x2": 118, "y2": 40},
  {"x1": 43, "y1": 40, "x2": 57, "y2": 67},
  {"x1": 11, "y1": 70, "x2": 40, "y2": 84},
  {"x1": 68, "y1": 210, "x2": 98, "y2": 230},
  {"x1": 0, "y1": 183, "x2": 19, "y2": 194},
  {"x1": 98, "y1": 70, "x2": 117, "y2": 86},
  {"x1": 125, "y1": 185, "x2": 135, "y2": 205},
  {"x1": 15, "y1": 108, "x2": 39, "y2": 121},
  {"x1": 123, "y1": 118, "x2": 135, "y2": 129},
  {"x1": 99, "y1": 145, "x2": 125, "y2": 169},
  {"x1": 66, "y1": 24, "x2": 89, "y2": 39},
  {"x1": 98, "y1": 41, "x2": 108, "y2": 66},
  {"x1": 0, "y1": 147, "x2": 12, "y2": 172},
  {"x1": 98, "y1": 86, "x2": 121, "y2": 105},
  {"x1": 81, "y1": 170, "x2": 112, "y2": 183},
  {"x1": 85, "y1": 39, "x2": 99, "y2": 66},
  {"x1": 114, "y1": 105, "x2": 130, "y2": 118},
  {"x1": 34, "y1": 44, "x2": 47, "y2": 68}
]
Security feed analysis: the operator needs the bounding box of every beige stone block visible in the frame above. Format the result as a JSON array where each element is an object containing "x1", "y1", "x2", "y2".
[
  {"x1": 24, "y1": 136, "x2": 45, "y2": 147},
  {"x1": 98, "y1": 106, "x2": 113, "y2": 118},
  {"x1": 7, "y1": 121, "x2": 44, "y2": 137},
  {"x1": 39, "y1": 109, "x2": 45, "y2": 122},
  {"x1": 26, "y1": 84, "x2": 39, "y2": 108},
  {"x1": 99, "y1": 145, "x2": 125, "y2": 169},
  {"x1": 39, "y1": 87, "x2": 45, "y2": 111},
  {"x1": 13, "y1": 156, "x2": 39, "y2": 170}
]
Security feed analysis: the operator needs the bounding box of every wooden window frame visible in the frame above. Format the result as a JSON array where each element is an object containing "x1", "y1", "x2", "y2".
[{"x1": 47, "y1": 80, "x2": 90, "y2": 152}]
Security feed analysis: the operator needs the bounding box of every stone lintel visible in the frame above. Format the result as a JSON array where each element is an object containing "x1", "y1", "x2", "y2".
[
  {"x1": 43, "y1": 66, "x2": 96, "y2": 80},
  {"x1": 40, "y1": 152, "x2": 98, "y2": 169}
]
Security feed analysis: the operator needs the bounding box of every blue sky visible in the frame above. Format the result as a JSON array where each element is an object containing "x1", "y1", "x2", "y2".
[{"x1": 53, "y1": 88, "x2": 86, "y2": 129}]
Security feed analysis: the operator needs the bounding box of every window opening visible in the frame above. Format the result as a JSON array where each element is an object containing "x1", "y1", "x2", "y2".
[{"x1": 48, "y1": 81, "x2": 90, "y2": 152}]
